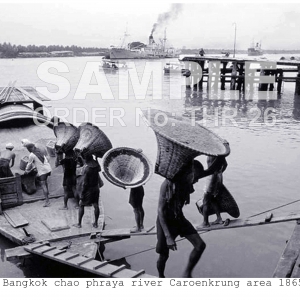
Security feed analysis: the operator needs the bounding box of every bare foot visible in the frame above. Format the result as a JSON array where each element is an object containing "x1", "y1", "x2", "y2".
[
  {"x1": 201, "y1": 222, "x2": 210, "y2": 228},
  {"x1": 59, "y1": 207, "x2": 68, "y2": 210},
  {"x1": 73, "y1": 224, "x2": 82, "y2": 228},
  {"x1": 74, "y1": 206, "x2": 79, "y2": 209},
  {"x1": 43, "y1": 202, "x2": 51, "y2": 207},
  {"x1": 92, "y1": 223, "x2": 98, "y2": 228},
  {"x1": 130, "y1": 226, "x2": 141, "y2": 233},
  {"x1": 211, "y1": 219, "x2": 223, "y2": 225}
]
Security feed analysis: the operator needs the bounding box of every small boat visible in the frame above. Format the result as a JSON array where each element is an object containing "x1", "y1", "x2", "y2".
[
  {"x1": 163, "y1": 62, "x2": 188, "y2": 75},
  {"x1": 100, "y1": 59, "x2": 128, "y2": 72}
]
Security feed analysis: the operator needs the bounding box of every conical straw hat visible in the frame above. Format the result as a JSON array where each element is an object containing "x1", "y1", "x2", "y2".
[
  {"x1": 53, "y1": 122, "x2": 79, "y2": 152},
  {"x1": 143, "y1": 109, "x2": 230, "y2": 180},
  {"x1": 102, "y1": 147, "x2": 153, "y2": 188},
  {"x1": 74, "y1": 122, "x2": 112, "y2": 158}
]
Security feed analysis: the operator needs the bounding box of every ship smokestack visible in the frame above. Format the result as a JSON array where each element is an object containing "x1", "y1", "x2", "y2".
[{"x1": 149, "y1": 34, "x2": 154, "y2": 45}]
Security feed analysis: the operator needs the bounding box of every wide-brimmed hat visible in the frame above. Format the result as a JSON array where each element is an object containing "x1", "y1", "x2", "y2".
[
  {"x1": 143, "y1": 109, "x2": 230, "y2": 180},
  {"x1": 101, "y1": 147, "x2": 153, "y2": 188},
  {"x1": 53, "y1": 122, "x2": 79, "y2": 152}
]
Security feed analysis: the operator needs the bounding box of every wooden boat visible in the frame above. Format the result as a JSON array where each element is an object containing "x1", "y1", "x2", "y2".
[
  {"x1": 100, "y1": 59, "x2": 128, "y2": 72},
  {"x1": 0, "y1": 86, "x2": 155, "y2": 277}
]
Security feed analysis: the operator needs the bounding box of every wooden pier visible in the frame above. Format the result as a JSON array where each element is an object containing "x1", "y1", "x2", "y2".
[{"x1": 181, "y1": 56, "x2": 300, "y2": 97}]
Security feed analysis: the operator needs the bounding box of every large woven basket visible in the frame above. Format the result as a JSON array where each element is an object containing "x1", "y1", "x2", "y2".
[
  {"x1": 53, "y1": 122, "x2": 79, "y2": 152},
  {"x1": 101, "y1": 147, "x2": 153, "y2": 188},
  {"x1": 74, "y1": 122, "x2": 112, "y2": 158},
  {"x1": 143, "y1": 109, "x2": 230, "y2": 180},
  {"x1": 196, "y1": 185, "x2": 240, "y2": 218}
]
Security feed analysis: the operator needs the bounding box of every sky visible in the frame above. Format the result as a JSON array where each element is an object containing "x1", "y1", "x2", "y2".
[{"x1": 0, "y1": 1, "x2": 300, "y2": 50}]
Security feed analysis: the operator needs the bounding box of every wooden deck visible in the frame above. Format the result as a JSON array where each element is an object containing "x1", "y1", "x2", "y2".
[{"x1": 0, "y1": 196, "x2": 105, "y2": 245}]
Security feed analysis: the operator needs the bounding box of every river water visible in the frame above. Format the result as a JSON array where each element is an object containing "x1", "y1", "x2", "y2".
[{"x1": 0, "y1": 55, "x2": 300, "y2": 278}]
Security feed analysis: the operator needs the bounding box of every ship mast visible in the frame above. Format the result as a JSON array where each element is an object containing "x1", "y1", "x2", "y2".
[
  {"x1": 120, "y1": 23, "x2": 130, "y2": 49},
  {"x1": 163, "y1": 28, "x2": 167, "y2": 51}
]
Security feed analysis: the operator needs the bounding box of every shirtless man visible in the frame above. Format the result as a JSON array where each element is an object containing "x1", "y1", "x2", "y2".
[
  {"x1": 0, "y1": 143, "x2": 15, "y2": 178},
  {"x1": 156, "y1": 158, "x2": 224, "y2": 278},
  {"x1": 73, "y1": 154, "x2": 102, "y2": 228},
  {"x1": 55, "y1": 149, "x2": 79, "y2": 210}
]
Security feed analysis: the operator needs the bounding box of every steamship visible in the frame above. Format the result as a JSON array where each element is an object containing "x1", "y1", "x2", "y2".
[
  {"x1": 110, "y1": 30, "x2": 180, "y2": 59},
  {"x1": 248, "y1": 41, "x2": 263, "y2": 56}
]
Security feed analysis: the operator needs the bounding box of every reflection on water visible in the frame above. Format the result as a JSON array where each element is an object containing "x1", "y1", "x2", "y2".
[{"x1": 1, "y1": 55, "x2": 300, "y2": 278}]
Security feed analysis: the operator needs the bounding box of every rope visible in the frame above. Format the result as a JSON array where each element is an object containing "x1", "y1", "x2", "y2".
[{"x1": 247, "y1": 198, "x2": 300, "y2": 218}]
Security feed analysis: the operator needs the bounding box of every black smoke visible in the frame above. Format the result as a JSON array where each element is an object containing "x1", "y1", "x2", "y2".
[{"x1": 151, "y1": 4, "x2": 183, "y2": 35}]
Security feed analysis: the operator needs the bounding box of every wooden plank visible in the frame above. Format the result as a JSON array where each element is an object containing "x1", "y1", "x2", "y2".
[
  {"x1": 273, "y1": 223, "x2": 300, "y2": 278},
  {"x1": 65, "y1": 253, "x2": 80, "y2": 261},
  {"x1": 291, "y1": 251, "x2": 300, "y2": 278},
  {"x1": 195, "y1": 212, "x2": 300, "y2": 232},
  {"x1": 3, "y1": 210, "x2": 29, "y2": 228},
  {"x1": 114, "y1": 269, "x2": 145, "y2": 278},
  {"x1": 5, "y1": 246, "x2": 32, "y2": 261},
  {"x1": 107, "y1": 265, "x2": 126, "y2": 276},
  {"x1": 101, "y1": 228, "x2": 131, "y2": 237},
  {"x1": 93, "y1": 261, "x2": 109, "y2": 270},
  {"x1": 41, "y1": 218, "x2": 70, "y2": 232},
  {"x1": 77, "y1": 257, "x2": 94, "y2": 266},
  {"x1": 24, "y1": 244, "x2": 156, "y2": 278}
]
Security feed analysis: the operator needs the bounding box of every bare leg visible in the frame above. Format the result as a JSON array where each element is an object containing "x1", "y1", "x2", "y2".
[
  {"x1": 157, "y1": 252, "x2": 169, "y2": 278},
  {"x1": 182, "y1": 234, "x2": 206, "y2": 278},
  {"x1": 210, "y1": 197, "x2": 223, "y2": 225},
  {"x1": 73, "y1": 205, "x2": 84, "y2": 228},
  {"x1": 130, "y1": 208, "x2": 142, "y2": 232},
  {"x1": 40, "y1": 180, "x2": 50, "y2": 207},
  {"x1": 92, "y1": 203, "x2": 100, "y2": 228},
  {"x1": 72, "y1": 186, "x2": 79, "y2": 209},
  {"x1": 139, "y1": 206, "x2": 145, "y2": 230},
  {"x1": 60, "y1": 186, "x2": 69, "y2": 210},
  {"x1": 201, "y1": 193, "x2": 211, "y2": 227}
]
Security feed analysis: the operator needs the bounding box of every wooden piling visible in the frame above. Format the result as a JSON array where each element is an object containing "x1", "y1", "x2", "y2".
[
  {"x1": 277, "y1": 69, "x2": 283, "y2": 94},
  {"x1": 295, "y1": 66, "x2": 300, "y2": 96},
  {"x1": 221, "y1": 62, "x2": 227, "y2": 90},
  {"x1": 230, "y1": 62, "x2": 237, "y2": 90}
]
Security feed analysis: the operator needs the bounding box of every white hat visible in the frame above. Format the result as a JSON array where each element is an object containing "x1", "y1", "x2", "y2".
[
  {"x1": 21, "y1": 139, "x2": 31, "y2": 146},
  {"x1": 6, "y1": 143, "x2": 14, "y2": 150}
]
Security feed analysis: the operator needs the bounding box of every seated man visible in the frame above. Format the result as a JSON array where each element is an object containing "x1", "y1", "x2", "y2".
[{"x1": 0, "y1": 143, "x2": 15, "y2": 178}]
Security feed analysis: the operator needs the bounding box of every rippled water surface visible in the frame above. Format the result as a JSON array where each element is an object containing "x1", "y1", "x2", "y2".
[{"x1": 0, "y1": 54, "x2": 300, "y2": 278}]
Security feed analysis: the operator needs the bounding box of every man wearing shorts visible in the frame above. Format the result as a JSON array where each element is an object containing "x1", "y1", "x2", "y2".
[
  {"x1": 129, "y1": 186, "x2": 145, "y2": 233},
  {"x1": 156, "y1": 158, "x2": 225, "y2": 278},
  {"x1": 55, "y1": 149, "x2": 79, "y2": 210},
  {"x1": 73, "y1": 154, "x2": 102, "y2": 228}
]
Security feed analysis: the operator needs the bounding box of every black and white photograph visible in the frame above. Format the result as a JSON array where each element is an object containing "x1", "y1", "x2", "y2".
[{"x1": 1, "y1": 0, "x2": 300, "y2": 294}]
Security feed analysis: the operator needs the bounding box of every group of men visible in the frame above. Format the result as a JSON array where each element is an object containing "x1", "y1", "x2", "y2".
[{"x1": 1, "y1": 139, "x2": 229, "y2": 278}]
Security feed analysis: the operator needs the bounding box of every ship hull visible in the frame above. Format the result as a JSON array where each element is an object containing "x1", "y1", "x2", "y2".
[{"x1": 110, "y1": 48, "x2": 178, "y2": 59}]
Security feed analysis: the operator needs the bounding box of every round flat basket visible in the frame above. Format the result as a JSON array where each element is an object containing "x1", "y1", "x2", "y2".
[
  {"x1": 53, "y1": 122, "x2": 79, "y2": 152},
  {"x1": 74, "y1": 122, "x2": 113, "y2": 158},
  {"x1": 101, "y1": 147, "x2": 153, "y2": 188},
  {"x1": 143, "y1": 109, "x2": 230, "y2": 180}
]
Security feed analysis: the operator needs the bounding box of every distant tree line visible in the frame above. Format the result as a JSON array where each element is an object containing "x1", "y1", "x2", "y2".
[{"x1": 0, "y1": 42, "x2": 109, "y2": 58}]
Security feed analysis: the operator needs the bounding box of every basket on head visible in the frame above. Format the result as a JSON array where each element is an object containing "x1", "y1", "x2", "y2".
[
  {"x1": 143, "y1": 109, "x2": 230, "y2": 180},
  {"x1": 101, "y1": 147, "x2": 153, "y2": 188},
  {"x1": 74, "y1": 122, "x2": 113, "y2": 158},
  {"x1": 53, "y1": 122, "x2": 79, "y2": 152}
]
